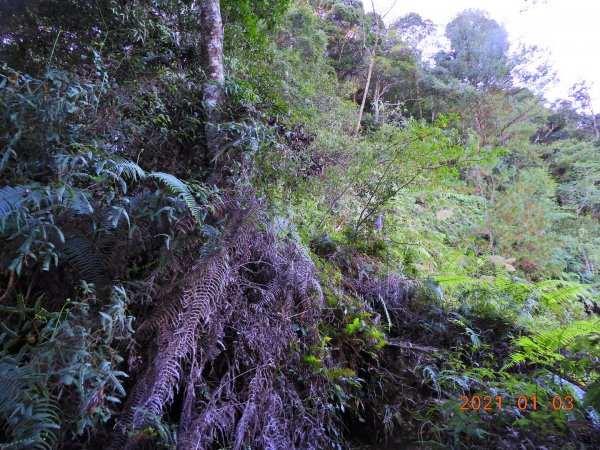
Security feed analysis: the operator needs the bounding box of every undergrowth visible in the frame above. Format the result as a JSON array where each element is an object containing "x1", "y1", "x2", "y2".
[{"x1": 1, "y1": 2, "x2": 599, "y2": 449}]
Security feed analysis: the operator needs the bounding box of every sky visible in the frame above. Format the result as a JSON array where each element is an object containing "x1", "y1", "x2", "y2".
[{"x1": 372, "y1": 0, "x2": 600, "y2": 107}]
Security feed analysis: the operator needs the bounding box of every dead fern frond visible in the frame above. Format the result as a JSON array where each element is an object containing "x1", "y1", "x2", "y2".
[{"x1": 110, "y1": 194, "x2": 334, "y2": 450}]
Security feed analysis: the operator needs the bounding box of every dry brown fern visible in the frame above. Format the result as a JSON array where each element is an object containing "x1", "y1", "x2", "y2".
[{"x1": 110, "y1": 194, "x2": 334, "y2": 449}]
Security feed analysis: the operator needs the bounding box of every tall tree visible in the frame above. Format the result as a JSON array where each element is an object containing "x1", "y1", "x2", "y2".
[
  {"x1": 436, "y1": 9, "x2": 510, "y2": 90},
  {"x1": 427, "y1": 10, "x2": 551, "y2": 146},
  {"x1": 485, "y1": 168, "x2": 563, "y2": 275},
  {"x1": 355, "y1": 2, "x2": 381, "y2": 135},
  {"x1": 390, "y1": 13, "x2": 435, "y2": 118},
  {"x1": 200, "y1": 0, "x2": 226, "y2": 166},
  {"x1": 570, "y1": 81, "x2": 600, "y2": 138}
]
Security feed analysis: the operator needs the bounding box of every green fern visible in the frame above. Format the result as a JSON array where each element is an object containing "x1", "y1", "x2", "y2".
[
  {"x1": 0, "y1": 355, "x2": 60, "y2": 450},
  {"x1": 112, "y1": 157, "x2": 146, "y2": 182},
  {"x1": 0, "y1": 186, "x2": 25, "y2": 219},
  {"x1": 60, "y1": 236, "x2": 112, "y2": 295},
  {"x1": 147, "y1": 172, "x2": 209, "y2": 227},
  {"x1": 434, "y1": 274, "x2": 592, "y2": 307},
  {"x1": 539, "y1": 283, "x2": 591, "y2": 306},
  {"x1": 505, "y1": 320, "x2": 600, "y2": 370},
  {"x1": 433, "y1": 275, "x2": 489, "y2": 287}
]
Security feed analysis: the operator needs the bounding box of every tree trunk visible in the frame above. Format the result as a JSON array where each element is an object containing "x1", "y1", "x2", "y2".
[
  {"x1": 200, "y1": 0, "x2": 225, "y2": 166},
  {"x1": 354, "y1": 0, "x2": 380, "y2": 136},
  {"x1": 415, "y1": 70, "x2": 422, "y2": 119},
  {"x1": 373, "y1": 79, "x2": 381, "y2": 123},
  {"x1": 589, "y1": 104, "x2": 600, "y2": 138},
  {"x1": 355, "y1": 35, "x2": 377, "y2": 135}
]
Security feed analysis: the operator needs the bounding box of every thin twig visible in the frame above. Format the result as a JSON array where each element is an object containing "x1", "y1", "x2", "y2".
[{"x1": 0, "y1": 271, "x2": 16, "y2": 304}]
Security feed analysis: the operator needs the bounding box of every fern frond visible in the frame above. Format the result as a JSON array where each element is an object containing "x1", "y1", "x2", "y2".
[
  {"x1": 539, "y1": 283, "x2": 591, "y2": 305},
  {"x1": 0, "y1": 186, "x2": 25, "y2": 219},
  {"x1": 493, "y1": 276, "x2": 532, "y2": 294},
  {"x1": 534, "y1": 279, "x2": 566, "y2": 291},
  {"x1": 434, "y1": 275, "x2": 489, "y2": 287},
  {"x1": 506, "y1": 320, "x2": 600, "y2": 370},
  {"x1": 147, "y1": 172, "x2": 206, "y2": 227},
  {"x1": 0, "y1": 355, "x2": 60, "y2": 450},
  {"x1": 435, "y1": 274, "x2": 591, "y2": 308},
  {"x1": 60, "y1": 236, "x2": 112, "y2": 295},
  {"x1": 112, "y1": 158, "x2": 146, "y2": 182},
  {"x1": 528, "y1": 320, "x2": 599, "y2": 351}
]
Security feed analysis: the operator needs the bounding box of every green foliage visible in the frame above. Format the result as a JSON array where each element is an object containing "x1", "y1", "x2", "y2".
[
  {"x1": 0, "y1": 286, "x2": 132, "y2": 448},
  {"x1": 352, "y1": 117, "x2": 490, "y2": 230},
  {"x1": 327, "y1": 2, "x2": 363, "y2": 25},
  {"x1": 126, "y1": 409, "x2": 178, "y2": 448},
  {"x1": 2, "y1": 0, "x2": 599, "y2": 448},
  {"x1": 437, "y1": 10, "x2": 510, "y2": 88},
  {"x1": 585, "y1": 382, "x2": 600, "y2": 411},
  {"x1": 485, "y1": 168, "x2": 565, "y2": 275},
  {"x1": 147, "y1": 172, "x2": 215, "y2": 228},
  {"x1": 222, "y1": 0, "x2": 291, "y2": 50},
  {"x1": 229, "y1": 3, "x2": 598, "y2": 445},
  {"x1": 0, "y1": 355, "x2": 60, "y2": 450},
  {"x1": 0, "y1": 15, "x2": 219, "y2": 446},
  {"x1": 507, "y1": 320, "x2": 600, "y2": 370},
  {"x1": 433, "y1": 273, "x2": 594, "y2": 316},
  {"x1": 548, "y1": 139, "x2": 600, "y2": 217}
]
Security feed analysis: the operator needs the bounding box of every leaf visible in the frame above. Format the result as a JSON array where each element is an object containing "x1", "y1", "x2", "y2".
[
  {"x1": 540, "y1": 283, "x2": 590, "y2": 305},
  {"x1": 0, "y1": 185, "x2": 25, "y2": 219},
  {"x1": 147, "y1": 172, "x2": 209, "y2": 228},
  {"x1": 60, "y1": 236, "x2": 112, "y2": 294}
]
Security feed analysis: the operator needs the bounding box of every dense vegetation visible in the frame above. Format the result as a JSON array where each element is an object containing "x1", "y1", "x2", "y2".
[{"x1": 0, "y1": 1, "x2": 598, "y2": 448}]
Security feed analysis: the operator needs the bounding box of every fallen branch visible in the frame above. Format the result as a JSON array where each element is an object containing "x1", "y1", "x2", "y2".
[{"x1": 386, "y1": 339, "x2": 441, "y2": 355}]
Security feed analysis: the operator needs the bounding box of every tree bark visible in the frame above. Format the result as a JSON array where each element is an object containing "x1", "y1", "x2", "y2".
[
  {"x1": 373, "y1": 79, "x2": 381, "y2": 123},
  {"x1": 589, "y1": 104, "x2": 600, "y2": 138},
  {"x1": 354, "y1": 0, "x2": 380, "y2": 136},
  {"x1": 200, "y1": 0, "x2": 225, "y2": 166},
  {"x1": 355, "y1": 37, "x2": 377, "y2": 135},
  {"x1": 415, "y1": 72, "x2": 422, "y2": 119}
]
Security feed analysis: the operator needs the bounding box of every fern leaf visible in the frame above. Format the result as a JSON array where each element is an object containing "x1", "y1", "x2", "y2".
[
  {"x1": 0, "y1": 355, "x2": 60, "y2": 450},
  {"x1": 433, "y1": 275, "x2": 489, "y2": 286},
  {"x1": 0, "y1": 186, "x2": 25, "y2": 220},
  {"x1": 112, "y1": 158, "x2": 146, "y2": 181},
  {"x1": 507, "y1": 320, "x2": 600, "y2": 370},
  {"x1": 147, "y1": 172, "x2": 206, "y2": 227},
  {"x1": 60, "y1": 236, "x2": 112, "y2": 295},
  {"x1": 539, "y1": 283, "x2": 591, "y2": 305}
]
